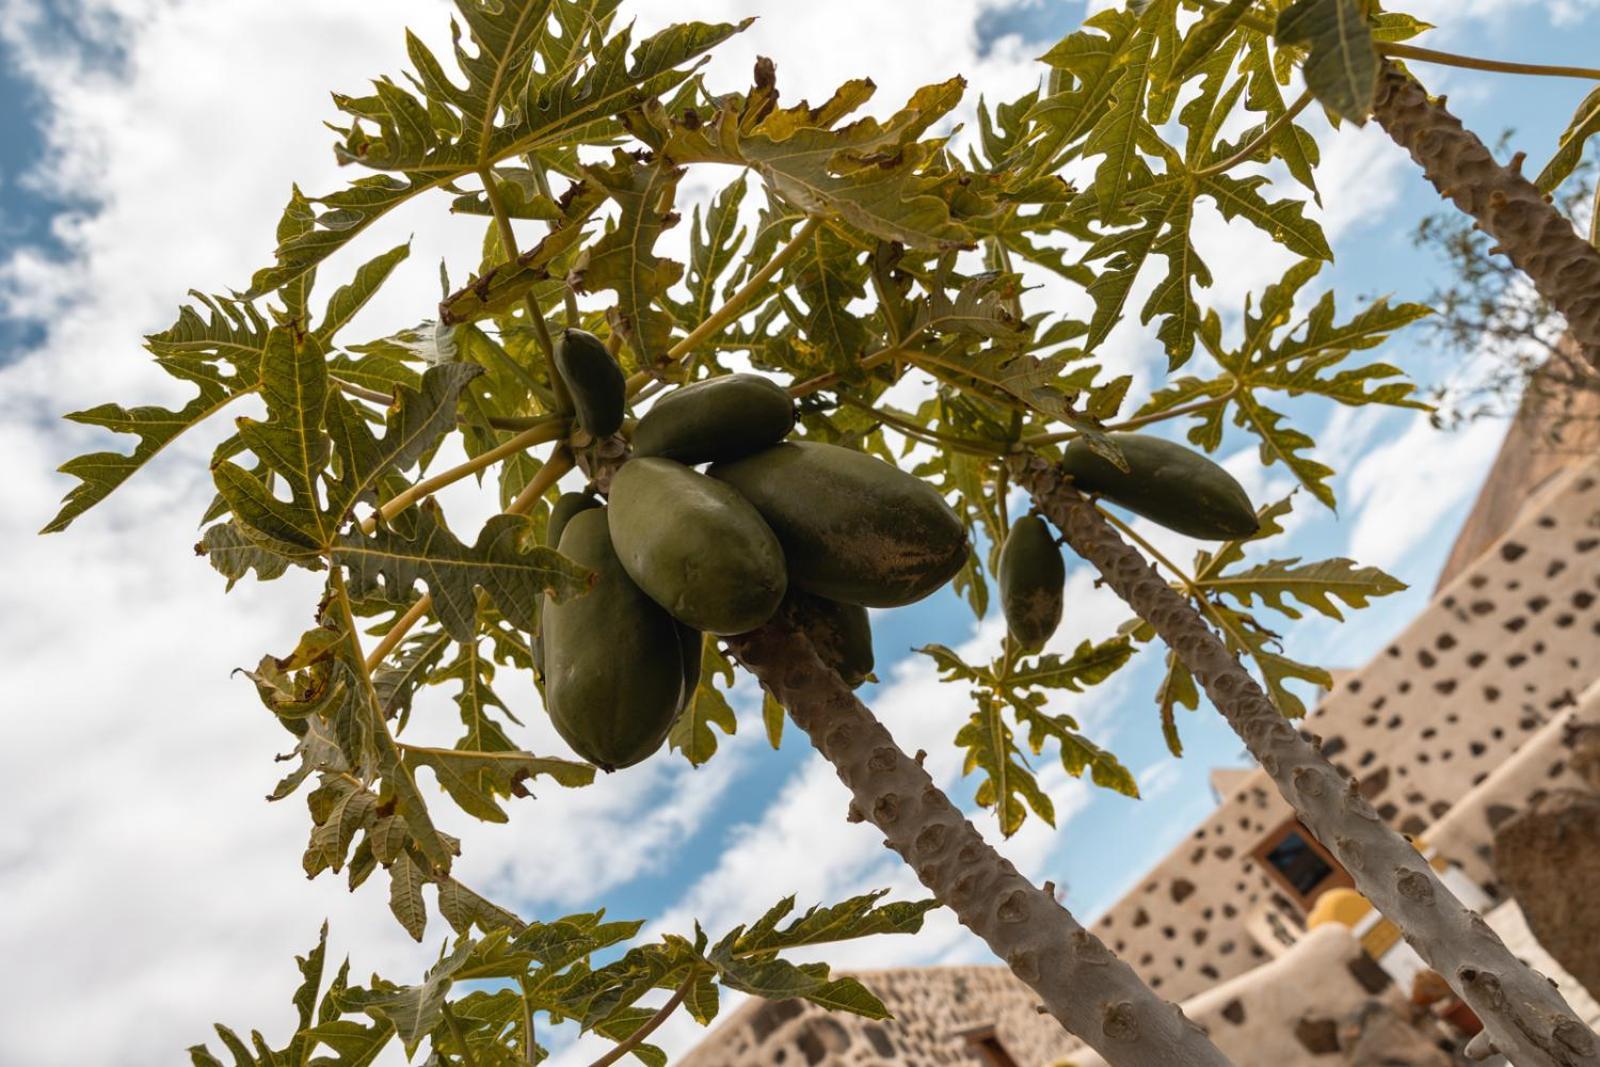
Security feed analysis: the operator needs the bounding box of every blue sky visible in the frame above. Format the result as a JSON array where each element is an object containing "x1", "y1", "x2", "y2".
[{"x1": 3, "y1": 1, "x2": 1598, "y2": 1063}]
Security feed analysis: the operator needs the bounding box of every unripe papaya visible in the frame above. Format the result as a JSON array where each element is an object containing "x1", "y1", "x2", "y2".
[
  {"x1": 633, "y1": 373, "x2": 796, "y2": 465},
  {"x1": 546, "y1": 491, "x2": 601, "y2": 547},
  {"x1": 786, "y1": 591, "x2": 874, "y2": 688},
  {"x1": 709, "y1": 442, "x2": 969, "y2": 608},
  {"x1": 608, "y1": 457, "x2": 787, "y2": 635},
  {"x1": 535, "y1": 491, "x2": 602, "y2": 691},
  {"x1": 542, "y1": 508, "x2": 683, "y2": 771},
  {"x1": 1061, "y1": 433, "x2": 1258, "y2": 541},
  {"x1": 554, "y1": 328, "x2": 625, "y2": 437},
  {"x1": 998, "y1": 514, "x2": 1065, "y2": 652}
]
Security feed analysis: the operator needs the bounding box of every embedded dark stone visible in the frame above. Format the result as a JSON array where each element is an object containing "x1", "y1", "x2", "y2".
[{"x1": 1293, "y1": 1016, "x2": 1341, "y2": 1055}]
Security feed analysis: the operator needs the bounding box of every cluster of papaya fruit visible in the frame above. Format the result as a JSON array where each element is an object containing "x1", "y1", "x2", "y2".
[
  {"x1": 536, "y1": 330, "x2": 970, "y2": 771},
  {"x1": 996, "y1": 433, "x2": 1259, "y2": 653}
]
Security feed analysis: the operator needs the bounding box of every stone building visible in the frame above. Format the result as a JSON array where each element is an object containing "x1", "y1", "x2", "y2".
[{"x1": 683, "y1": 392, "x2": 1600, "y2": 1066}]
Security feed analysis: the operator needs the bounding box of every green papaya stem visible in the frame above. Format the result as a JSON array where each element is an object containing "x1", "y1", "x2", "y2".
[
  {"x1": 363, "y1": 449, "x2": 574, "y2": 672},
  {"x1": 1194, "y1": 89, "x2": 1314, "y2": 178},
  {"x1": 364, "y1": 420, "x2": 567, "y2": 532},
  {"x1": 441, "y1": 1000, "x2": 482, "y2": 1067},
  {"x1": 623, "y1": 216, "x2": 823, "y2": 397},
  {"x1": 330, "y1": 375, "x2": 397, "y2": 406},
  {"x1": 1016, "y1": 454, "x2": 1600, "y2": 1067},
  {"x1": 585, "y1": 969, "x2": 699, "y2": 1067},
  {"x1": 1379, "y1": 41, "x2": 1600, "y2": 81},
  {"x1": 524, "y1": 157, "x2": 583, "y2": 326},
  {"x1": 836, "y1": 394, "x2": 1006, "y2": 456},
  {"x1": 1020, "y1": 389, "x2": 1236, "y2": 446},
  {"x1": 517, "y1": 978, "x2": 537, "y2": 1066},
  {"x1": 365, "y1": 595, "x2": 433, "y2": 673},
  {"x1": 725, "y1": 616, "x2": 1236, "y2": 1067},
  {"x1": 479, "y1": 165, "x2": 573, "y2": 415}
]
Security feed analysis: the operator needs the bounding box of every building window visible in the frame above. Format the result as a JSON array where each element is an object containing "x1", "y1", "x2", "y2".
[
  {"x1": 1250, "y1": 818, "x2": 1353, "y2": 912},
  {"x1": 956, "y1": 1025, "x2": 1020, "y2": 1067}
]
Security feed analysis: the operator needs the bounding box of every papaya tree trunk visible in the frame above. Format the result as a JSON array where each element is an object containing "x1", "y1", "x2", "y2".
[
  {"x1": 725, "y1": 618, "x2": 1236, "y2": 1067},
  {"x1": 1371, "y1": 60, "x2": 1600, "y2": 364},
  {"x1": 1014, "y1": 454, "x2": 1600, "y2": 1067}
]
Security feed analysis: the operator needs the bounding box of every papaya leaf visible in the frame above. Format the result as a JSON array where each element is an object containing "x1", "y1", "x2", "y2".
[
  {"x1": 335, "y1": 502, "x2": 592, "y2": 643},
  {"x1": 572, "y1": 151, "x2": 686, "y2": 369},
  {"x1": 438, "y1": 180, "x2": 607, "y2": 325},
  {"x1": 1081, "y1": 12, "x2": 1158, "y2": 222},
  {"x1": 673, "y1": 173, "x2": 749, "y2": 339},
  {"x1": 1031, "y1": 8, "x2": 1140, "y2": 145},
  {"x1": 1016, "y1": 702, "x2": 1139, "y2": 798},
  {"x1": 1201, "y1": 556, "x2": 1406, "y2": 622},
  {"x1": 1155, "y1": 651, "x2": 1198, "y2": 756},
  {"x1": 734, "y1": 891, "x2": 938, "y2": 953},
  {"x1": 1275, "y1": 0, "x2": 1378, "y2": 123},
  {"x1": 1241, "y1": 36, "x2": 1320, "y2": 197},
  {"x1": 313, "y1": 240, "x2": 412, "y2": 345},
  {"x1": 197, "y1": 521, "x2": 291, "y2": 588},
  {"x1": 957, "y1": 692, "x2": 1053, "y2": 837},
  {"x1": 1201, "y1": 172, "x2": 1330, "y2": 261},
  {"x1": 44, "y1": 291, "x2": 269, "y2": 533},
  {"x1": 248, "y1": 4, "x2": 748, "y2": 299},
  {"x1": 760, "y1": 690, "x2": 785, "y2": 750},
  {"x1": 342, "y1": 937, "x2": 478, "y2": 1051},
  {"x1": 1535, "y1": 86, "x2": 1600, "y2": 193},
  {"x1": 1007, "y1": 637, "x2": 1135, "y2": 692},
  {"x1": 668, "y1": 639, "x2": 737, "y2": 766},
  {"x1": 371, "y1": 626, "x2": 451, "y2": 728},
  {"x1": 437, "y1": 877, "x2": 524, "y2": 938},
  {"x1": 1167, "y1": 0, "x2": 1256, "y2": 87}
]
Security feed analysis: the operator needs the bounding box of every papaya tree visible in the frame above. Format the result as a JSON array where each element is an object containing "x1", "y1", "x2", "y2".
[{"x1": 45, "y1": 0, "x2": 1600, "y2": 1065}]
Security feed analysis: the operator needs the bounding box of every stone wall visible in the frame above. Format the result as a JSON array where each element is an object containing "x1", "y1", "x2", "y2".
[{"x1": 678, "y1": 966, "x2": 1079, "y2": 1066}]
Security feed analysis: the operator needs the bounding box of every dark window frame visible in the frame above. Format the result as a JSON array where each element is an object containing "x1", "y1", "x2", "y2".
[{"x1": 1249, "y1": 816, "x2": 1354, "y2": 913}]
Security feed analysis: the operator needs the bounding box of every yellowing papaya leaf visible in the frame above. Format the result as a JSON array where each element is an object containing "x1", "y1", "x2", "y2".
[
  {"x1": 631, "y1": 68, "x2": 979, "y2": 251},
  {"x1": 668, "y1": 638, "x2": 737, "y2": 766},
  {"x1": 958, "y1": 692, "x2": 1054, "y2": 837},
  {"x1": 1535, "y1": 86, "x2": 1600, "y2": 194}
]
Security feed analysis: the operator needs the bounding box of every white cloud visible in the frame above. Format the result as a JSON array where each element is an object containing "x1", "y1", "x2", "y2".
[{"x1": 1345, "y1": 410, "x2": 1504, "y2": 570}]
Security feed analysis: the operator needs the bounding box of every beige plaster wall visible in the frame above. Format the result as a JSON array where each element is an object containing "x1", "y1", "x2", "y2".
[
  {"x1": 1060, "y1": 925, "x2": 1394, "y2": 1067},
  {"x1": 1087, "y1": 460, "x2": 1600, "y2": 1000}
]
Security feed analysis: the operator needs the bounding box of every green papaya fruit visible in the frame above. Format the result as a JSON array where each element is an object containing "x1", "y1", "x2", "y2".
[
  {"x1": 676, "y1": 623, "x2": 704, "y2": 708},
  {"x1": 632, "y1": 373, "x2": 796, "y2": 465},
  {"x1": 535, "y1": 491, "x2": 603, "y2": 691},
  {"x1": 1061, "y1": 433, "x2": 1259, "y2": 541},
  {"x1": 786, "y1": 591, "x2": 874, "y2": 688},
  {"x1": 709, "y1": 442, "x2": 969, "y2": 608},
  {"x1": 542, "y1": 508, "x2": 683, "y2": 771},
  {"x1": 554, "y1": 328, "x2": 625, "y2": 437},
  {"x1": 998, "y1": 514, "x2": 1065, "y2": 652},
  {"x1": 546, "y1": 491, "x2": 601, "y2": 547},
  {"x1": 608, "y1": 457, "x2": 788, "y2": 634}
]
